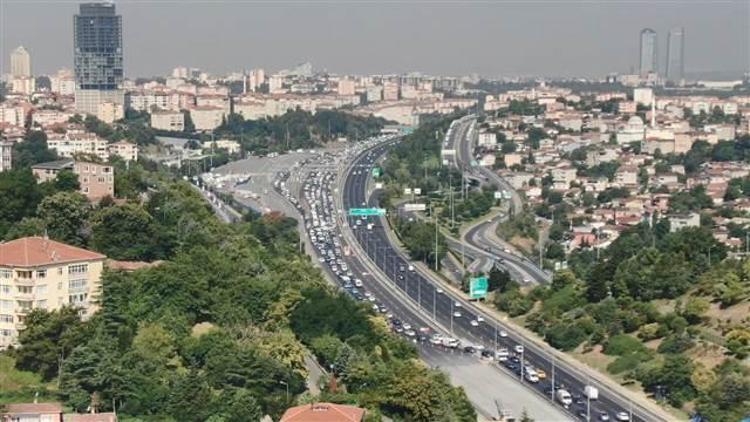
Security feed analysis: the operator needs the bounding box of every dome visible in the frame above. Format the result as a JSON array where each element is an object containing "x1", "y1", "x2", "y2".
[{"x1": 627, "y1": 116, "x2": 644, "y2": 127}]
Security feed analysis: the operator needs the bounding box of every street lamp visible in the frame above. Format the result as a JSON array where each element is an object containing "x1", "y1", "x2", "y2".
[{"x1": 279, "y1": 380, "x2": 289, "y2": 402}]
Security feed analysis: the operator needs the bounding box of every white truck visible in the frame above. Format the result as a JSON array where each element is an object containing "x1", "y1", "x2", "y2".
[
  {"x1": 584, "y1": 385, "x2": 599, "y2": 400},
  {"x1": 556, "y1": 389, "x2": 572, "y2": 408}
]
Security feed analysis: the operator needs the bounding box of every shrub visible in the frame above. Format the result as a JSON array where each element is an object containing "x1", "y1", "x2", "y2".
[{"x1": 603, "y1": 334, "x2": 647, "y2": 356}]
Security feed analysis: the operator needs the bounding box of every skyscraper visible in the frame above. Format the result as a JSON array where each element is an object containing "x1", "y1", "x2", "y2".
[
  {"x1": 639, "y1": 28, "x2": 658, "y2": 76},
  {"x1": 10, "y1": 46, "x2": 31, "y2": 78},
  {"x1": 666, "y1": 28, "x2": 685, "y2": 83},
  {"x1": 73, "y1": 2, "x2": 124, "y2": 114}
]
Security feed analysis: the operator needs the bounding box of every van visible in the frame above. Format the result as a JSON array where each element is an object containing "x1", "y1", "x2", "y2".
[{"x1": 556, "y1": 389, "x2": 572, "y2": 408}]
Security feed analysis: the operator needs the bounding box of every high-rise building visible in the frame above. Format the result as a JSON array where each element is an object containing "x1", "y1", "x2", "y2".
[
  {"x1": 0, "y1": 142, "x2": 12, "y2": 172},
  {"x1": 10, "y1": 46, "x2": 31, "y2": 77},
  {"x1": 639, "y1": 28, "x2": 658, "y2": 76},
  {"x1": 666, "y1": 28, "x2": 685, "y2": 83},
  {"x1": 73, "y1": 2, "x2": 124, "y2": 114}
]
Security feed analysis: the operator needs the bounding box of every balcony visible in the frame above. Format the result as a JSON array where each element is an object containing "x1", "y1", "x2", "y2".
[{"x1": 13, "y1": 278, "x2": 34, "y2": 287}]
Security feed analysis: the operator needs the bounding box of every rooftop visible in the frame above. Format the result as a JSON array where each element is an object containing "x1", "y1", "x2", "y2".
[
  {"x1": 3, "y1": 402, "x2": 63, "y2": 414},
  {"x1": 31, "y1": 159, "x2": 75, "y2": 170},
  {"x1": 0, "y1": 236, "x2": 106, "y2": 268},
  {"x1": 280, "y1": 403, "x2": 365, "y2": 422}
]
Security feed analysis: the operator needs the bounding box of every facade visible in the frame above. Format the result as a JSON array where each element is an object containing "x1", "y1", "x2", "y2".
[
  {"x1": 97, "y1": 101, "x2": 124, "y2": 124},
  {"x1": 666, "y1": 28, "x2": 685, "y2": 83},
  {"x1": 639, "y1": 28, "x2": 658, "y2": 76},
  {"x1": 10, "y1": 46, "x2": 32, "y2": 78},
  {"x1": 74, "y1": 2, "x2": 124, "y2": 114},
  {"x1": 0, "y1": 142, "x2": 12, "y2": 173},
  {"x1": 337, "y1": 78, "x2": 356, "y2": 96},
  {"x1": 1, "y1": 402, "x2": 62, "y2": 422},
  {"x1": 0, "y1": 237, "x2": 106, "y2": 348},
  {"x1": 150, "y1": 110, "x2": 185, "y2": 131},
  {"x1": 31, "y1": 160, "x2": 114, "y2": 201},
  {"x1": 47, "y1": 133, "x2": 109, "y2": 161},
  {"x1": 189, "y1": 106, "x2": 226, "y2": 131},
  {"x1": 108, "y1": 141, "x2": 138, "y2": 162}
]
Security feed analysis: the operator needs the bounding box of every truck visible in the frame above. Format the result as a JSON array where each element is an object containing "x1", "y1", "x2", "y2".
[
  {"x1": 584, "y1": 385, "x2": 599, "y2": 400},
  {"x1": 556, "y1": 389, "x2": 572, "y2": 408}
]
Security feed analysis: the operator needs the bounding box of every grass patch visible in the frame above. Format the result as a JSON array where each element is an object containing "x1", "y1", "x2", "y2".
[{"x1": 0, "y1": 355, "x2": 57, "y2": 404}]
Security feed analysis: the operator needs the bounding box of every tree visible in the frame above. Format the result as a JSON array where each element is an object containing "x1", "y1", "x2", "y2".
[
  {"x1": 54, "y1": 170, "x2": 80, "y2": 192},
  {"x1": 217, "y1": 389, "x2": 263, "y2": 422},
  {"x1": 488, "y1": 267, "x2": 515, "y2": 292},
  {"x1": 37, "y1": 191, "x2": 90, "y2": 246},
  {"x1": 12, "y1": 131, "x2": 57, "y2": 168},
  {"x1": 14, "y1": 307, "x2": 87, "y2": 380},
  {"x1": 166, "y1": 370, "x2": 215, "y2": 421},
  {"x1": 0, "y1": 169, "x2": 43, "y2": 237},
  {"x1": 90, "y1": 203, "x2": 159, "y2": 260}
]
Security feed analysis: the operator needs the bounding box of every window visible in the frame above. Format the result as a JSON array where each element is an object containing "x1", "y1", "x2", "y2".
[
  {"x1": 68, "y1": 279, "x2": 87, "y2": 290},
  {"x1": 0, "y1": 269, "x2": 11, "y2": 279},
  {"x1": 0, "y1": 329, "x2": 13, "y2": 337},
  {"x1": 17, "y1": 286, "x2": 33, "y2": 294},
  {"x1": 37, "y1": 269, "x2": 46, "y2": 279},
  {"x1": 35, "y1": 300, "x2": 47, "y2": 309},
  {"x1": 16, "y1": 270, "x2": 32, "y2": 279},
  {"x1": 0, "y1": 300, "x2": 12, "y2": 310},
  {"x1": 0, "y1": 314, "x2": 13, "y2": 323},
  {"x1": 68, "y1": 264, "x2": 88, "y2": 275},
  {"x1": 69, "y1": 293, "x2": 88, "y2": 305},
  {"x1": 58, "y1": 267, "x2": 63, "y2": 275},
  {"x1": 0, "y1": 285, "x2": 10, "y2": 295},
  {"x1": 36, "y1": 285, "x2": 47, "y2": 295}
]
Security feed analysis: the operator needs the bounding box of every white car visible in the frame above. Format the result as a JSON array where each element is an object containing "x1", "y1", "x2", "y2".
[
  {"x1": 455, "y1": 301, "x2": 462, "y2": 308},
  {"x1": 614, "y1": 412, "x2": 630, "y2": 422},
  {"x1": 436, "y1": 288, "x2": 444, "y2": 294},
  {"x1": 499, "y1": 330, "x2": 508, "y2": 338},
  {"x1": 453, "y1": 311, "x2": 462, "y2": 318},
  {"x1": 514, "y1": 344, "x2": 524, "y2": 354},
  {"x1": 470, "y1": 320, "x2": 479, "y2": 327},
  {"x1": 402, "y1": 323, "x2": 412, "y2": 331},
  {"x1": 477, "y1": 316, "x2": 484, "y2": 322}
]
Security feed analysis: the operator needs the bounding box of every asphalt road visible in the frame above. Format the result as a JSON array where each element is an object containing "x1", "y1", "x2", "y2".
[{"x1": 341, "y1": 142, "x2": 667, "y2": 422}]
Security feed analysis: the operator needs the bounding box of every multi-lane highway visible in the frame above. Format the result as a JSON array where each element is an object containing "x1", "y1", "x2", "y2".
[{"x1": 340, "y1": 138, "x2": 670, "y2": 422}]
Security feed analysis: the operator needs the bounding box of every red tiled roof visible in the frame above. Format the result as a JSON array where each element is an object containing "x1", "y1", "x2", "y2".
[
  {"x1": 0, "y1": 237, "x2": 106, "y2": 267},
  {"x1": 4, "y1": 402, "x2": 63, "y2": 414},
  {"x1": 280, "y1": 403, "x2": 365, "y2": 422},
  {"x1": 64, "y1": 412, "x2": 117, "y2": 422}
]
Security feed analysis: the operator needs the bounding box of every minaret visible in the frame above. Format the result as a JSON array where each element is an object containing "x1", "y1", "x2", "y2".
[{"x1": 650, "y1": 96, "x2": 656, "y2": 128}]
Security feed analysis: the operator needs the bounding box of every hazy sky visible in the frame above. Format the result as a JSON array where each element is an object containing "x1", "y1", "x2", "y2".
[{"x1": 1, "y1": 0, "x2": 748, "y2": 78}]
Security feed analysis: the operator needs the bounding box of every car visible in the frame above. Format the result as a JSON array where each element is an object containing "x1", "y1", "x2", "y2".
[
  {"x1": 455, "y1": 301, "x2": 462, "y2": 308},
  {"x1": 499, "y1": 330, "x2": 508, "y2": 338},
  {"x1": 470, "y1": 320, "x2": 479, "y2": 327},
  {"x1": 476, "y1": 316, "x2": 484, "y2": 322},
  {"x1": 404, "y1": 329, "x2": 416, "y2": 337},
  {"x1": 514, "y1": 344, "x2": 524, "y2": 354},
  {"x1": 394, "y1": 326, "x2": 404, "y2": 333},
  {"x1": 453, "y1": 311, "x2": 462, "y2": 318},
  {"x1": 436, "y1": 288, "x2": 444, "y2": 294},
  {"x1": 402, "y1": 323, "x2": 412, "y2": 331},
  {"x1": 463, "y1": 346, "x2": 476, "y2": 354},
  {"x1": 598, "y1": 412, "x2": 610, "y2": 421},
  {"x1": 481, "y1": 350, "x2": 493, "y2": 359},
  {"x1": 536, "y1": 368, "x2": 547, "y2": 379},
  {"x1": 614, "y1": 412, "x2": 630, "y2": 422}
]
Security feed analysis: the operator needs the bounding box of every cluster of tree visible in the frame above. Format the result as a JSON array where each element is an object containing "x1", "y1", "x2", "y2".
[
  {"x1": 660, "y1": 136, "x2": 750, "y2": 175},
  {"x1": 71, "y1": 112, "x2": 158, "y2": 146},
  {"x1": 392, "y1": 218, "x2": 447, "y2": 269},
  {"x1": 439, "y1": 186, "x2": 497, "y2": 223},
  {"x1": 497, "y1": 211, "x2": 538, "y2": 242},
  {"x1": 213, "y1": 109, "x2": 387, "y2": 154},
  {"x1": 491, "y1": 223, "x2": 750, "y2": 418}
]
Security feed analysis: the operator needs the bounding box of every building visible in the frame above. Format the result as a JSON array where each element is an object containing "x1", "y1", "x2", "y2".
[
  {"x1": 280, "y1": 403, "x2": 365, "y2": 422},
  {"x1": 205, "y1": 139, "x2": 241, "y2": 154},
  {"x1": 108, "y1": 140, "x2": 138, "y2": 162},
  {"x1": 337, "y1": 78, "x2": 356, "y2": 96},
  {"x1": 189, "y1": 106, "x2": 226, "y2": 131},
  {"x1": 47, "y1": 132, "x2": 109, "y2": 161},
  {"x1": 639, "y1": 28, "x2": 658, "y2": 76},
  {"x1": 0, "y1": 237, "x2": 106, "y2": 348},
  {"x1": 1, "y1": 402, "x2": 62, "y2": 422},
  {"x1": 31, "y1": 160, "x2": 114, "y2": 201},
  {"x1": 11, "y1": 76, "x2": 36, "y2": 95},
  {"x1": 10, "y1": 46, "x2": 31, "y2": 78},
  {"x1": 0, "y1": 142, "x2": 12, "y2": 172},
  {"x1": 633, "y1": 88, "x2": 654, "y2": 106},
  {"x1": 669, "y1": 213, "x2": 700, "y2": 232},
  {"x1": 150, "y1": 110, "x2": 185, "y2": 131},
  {"x1": 73, "y1": 2, "x2": 124, "y2": 114},
  {"x1": 666, "y1": 28, "x2": 685, "y2": 83}
]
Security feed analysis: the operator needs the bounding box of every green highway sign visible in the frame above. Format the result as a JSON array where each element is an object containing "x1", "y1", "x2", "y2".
[
  {"x1": 348, "y1": 208, "x2": 386, "y2": 217},
  {"x1": 469, "y1": 276, "x2": 489, "y2": 300},
  {"x1": 372, "y1": 167, "x2": 382, "y2": 178}
]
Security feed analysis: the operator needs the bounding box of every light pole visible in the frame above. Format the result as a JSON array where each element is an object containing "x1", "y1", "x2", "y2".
[
  {"x1": 433, "y1": 288, "x2": 437, "y2": 320},
  {"x1": 279, "y1": 380, "x2": 289, "y2": 402}
]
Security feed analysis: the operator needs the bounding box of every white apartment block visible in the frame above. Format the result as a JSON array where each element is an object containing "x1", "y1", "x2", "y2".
[
  {"x1": 0, "y1": 142, "x2": 12, "y2": 172},
  {"x1": 478, "y1": 131, "x2": 497, "y2": 147},
  {"x1": 97, "y1": 101, "x2": 124, "y2": 124},
  {"x1": 0, "y1": 103, "x2": 28, "y2": 127},
  {"x1": 0, "y1": 237, "x2": 106, "y2": 348},
  {"x1": 150, "y1": 110, "x2": 185, "y2": 131},
  {"x1": 47, "y1": 132, "x2": 109, "y2": 161},
  {"x1": 108, "y1": 141, "x2": 138, "y2": 162},
  {"x1": 32, "y1": 109, "x2": 75, "y2": 128}
]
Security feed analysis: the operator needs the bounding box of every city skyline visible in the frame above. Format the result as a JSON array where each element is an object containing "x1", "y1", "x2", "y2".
[{"x1": 1, "y1": 0, "x2": 748, "y2": 79}]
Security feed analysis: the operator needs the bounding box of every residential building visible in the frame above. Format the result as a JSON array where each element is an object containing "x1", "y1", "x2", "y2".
[
  {"x1": 0, "y1": 142, "x2": 12, "y2": 172},
  {"x1": 11, "y1": 76, "x2": 36, "y2": 95},
  {"x1": 337, "y1": 78, "x2": 356, "y2": 96},
  {"x1": 383, "y1": 81, "x2": 399, "y2": 101},
  {"x1": 666, "y1": 28, "x2": 685, "y2": 83},
  {"x1": 47, "y1": 132, "x2": 109, "y2": 161},
  {"x1": 32, "y1": 109, "x2": 75, "y2": 128},
  {"x1": 1, "y1": 402, "x2": 62, "y2": 422},
  {"x1": 10, "y1": 46, "x2": 32, "y2": 78},
  {"x1": 150, "y1": 110, "x2": 185, "y2": 132},
  {"x1": 633, "y1": 88, "x2": 654, "y2": 106},
  {"x1": 0, "y1": 237, "x2": 106, "y2": 348},
  {"x1": 669, "y1": 213, "x2": 700, "y2": 232},
  {"x1": 31, "y1": 160, "x2": 114, "y2": 201},
  {"x1": 97, "y1": 101, "x2": 124, "y2": 124},
  {"x1": 50, "y1": 69, "x2": 76, "y2": 96},
  {"x1": 205, "y1": 139, "x2": 241, "y2": 154},
  {"x1": 639, "y1": 28, "x2": 658, "y2": 76},
  {"x1": 280, "y1": 403, "x2": 365, "y2": 422},
  {"x1": 108, "y1": 141, "x2": 138, "y2": 162},
  {"x1": 74, "y1": 2, "x2": 124, "y2": 114}
]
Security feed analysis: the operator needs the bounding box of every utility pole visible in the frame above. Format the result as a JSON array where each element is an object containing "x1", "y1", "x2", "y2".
[
  {"x1": 435, "y1": 204, "x2": 439, "y2": 272},
  {"x1": 538, "y1": 226, "x2": 543, "y2": 269}
]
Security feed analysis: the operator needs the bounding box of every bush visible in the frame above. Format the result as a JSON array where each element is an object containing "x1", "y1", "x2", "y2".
[
  {"x1": 607, "y1": 351, "x2": 650, "y2": 374},
  {"x1": 545, "y1": 323, "x2": 588, "y2": 351},
  {"x1": 657, "y1": 334, "x2": 694, "y2": 354},
  {"x1": 603, "y1": 334, "x2": 648, "y2": 356}
]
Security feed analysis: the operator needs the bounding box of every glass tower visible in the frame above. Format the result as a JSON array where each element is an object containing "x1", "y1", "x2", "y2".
[
  {"x1": 639, "y1": 28, "x2": 657, "y2": 76},
  {"x1": 666, "y1": 28, "x2": 685, "y2": 83},
  {"x1": 74, "y1": 2, "x2": 123, "y2": 91}
]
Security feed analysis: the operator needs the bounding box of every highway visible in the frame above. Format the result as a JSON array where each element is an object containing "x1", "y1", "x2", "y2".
[{"x1": 341, "y1": 139, "x2": 670, "y2": 422}]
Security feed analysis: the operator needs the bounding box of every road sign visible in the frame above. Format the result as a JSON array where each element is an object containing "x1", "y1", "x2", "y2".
[
  {"x1": 404, "y1": 188, "x2": 412, "y2": 195},
  {"x1": 470, "y1": 276, "x2": 489, "y2": 300},
  {"x1": 413, "y1": 188, "x2": 422, "y2": 195},
  {"x1": 494, "y1": 191, "x2": 504, "y2": 199},
  {"x1": 375, "y1": 182, "x2": 383, "y2": 189},
  {"x1": 441, "y1": 149, "x2": 456, "y2": 156},
  {"x1": 404, "y1": 203, "x2": 426, "y2": 212},
  {"x1": 348, "y1": 208, "x2": 386, "y2": 217},
  {"x1": 372, "y1": 167, "x2": 382, "y2": 178}
]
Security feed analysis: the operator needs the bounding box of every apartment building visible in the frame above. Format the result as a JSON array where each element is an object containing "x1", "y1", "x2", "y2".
[
  {"x1": 188, "y1": 106, "x2": 226, "y2": 131},
  {"x1": 0, "y1": 142, "x2": 12, "y2": 172},
  {"x1": 47, "y1": 132, "x2": 109, "y2": 161},
  {"x1": 31, "y1": 160, "x2": 114, "y2": 201},
  {"x1": 150, "y1": 110, "x2": 185, "y2": 132},
  {"x1": 108, "y1": 140, "x2": 138, "y2": 162},
  {"x1": 0, "y1": 237, "x2": 106, "y2": 348}
]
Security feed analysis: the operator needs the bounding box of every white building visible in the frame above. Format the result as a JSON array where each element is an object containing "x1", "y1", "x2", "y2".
[
  {"x1": 11, "y1": 77, "x2": 35, "y2": 95},
  {"x1": 31, "y1": 110, "x2": 75, "y2": 128},
  {"x1": 0, "y1": 142, "x2": 12, "y2": 172},
  {"x1": 189, "y1": 106, "x2": 226, "y2": 131},
  {"x1": 49, "y1": 69, "x2": 76, "y2": 96},
  {"x1": 10, "y1": 46, "x2": 31, "y2": 78},
  {"x1": 150, "y1": 110, "x2": 185, "y2": 132},
  {"x1": 0, "y1": 103, "x2": 28, "y2": 127},
  {"x1": 616, "y1": 116, "x2": 645, "y2": 144},
  {"x1": 205, "y1": 139, "x2": 241, "y2": 154},
  {"x1": 633, "y1": 88, "x2": 654, "y2": 106},
  {"x1": 108, "y1": 141, "x2": 138, "y2": 162},
  {"x1": 338, "y1": 78, "x2": 356, "y2": 96},
  {"x1": 477, "y1": 131, "x2": 497, "y2": 147},
  {"x1": 47, "y1": 132, "x2": 109, "y2": 161}
]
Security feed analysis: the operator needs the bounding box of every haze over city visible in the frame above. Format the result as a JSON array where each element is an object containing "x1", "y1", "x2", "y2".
[{"x1": 2, "y1": 0, "x2": 749, "y2": 78}]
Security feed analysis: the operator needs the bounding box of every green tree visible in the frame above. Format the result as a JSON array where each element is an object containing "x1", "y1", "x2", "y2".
[
  {"x1": 54, "y1": 170, "x2": 80, "y2": 192},
  {"x1": 90, "y1": 203, "x2": 160, "y2": 260},
  {"x1": 37, "y1": 191, "x2": 90, "y2": 246}
]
